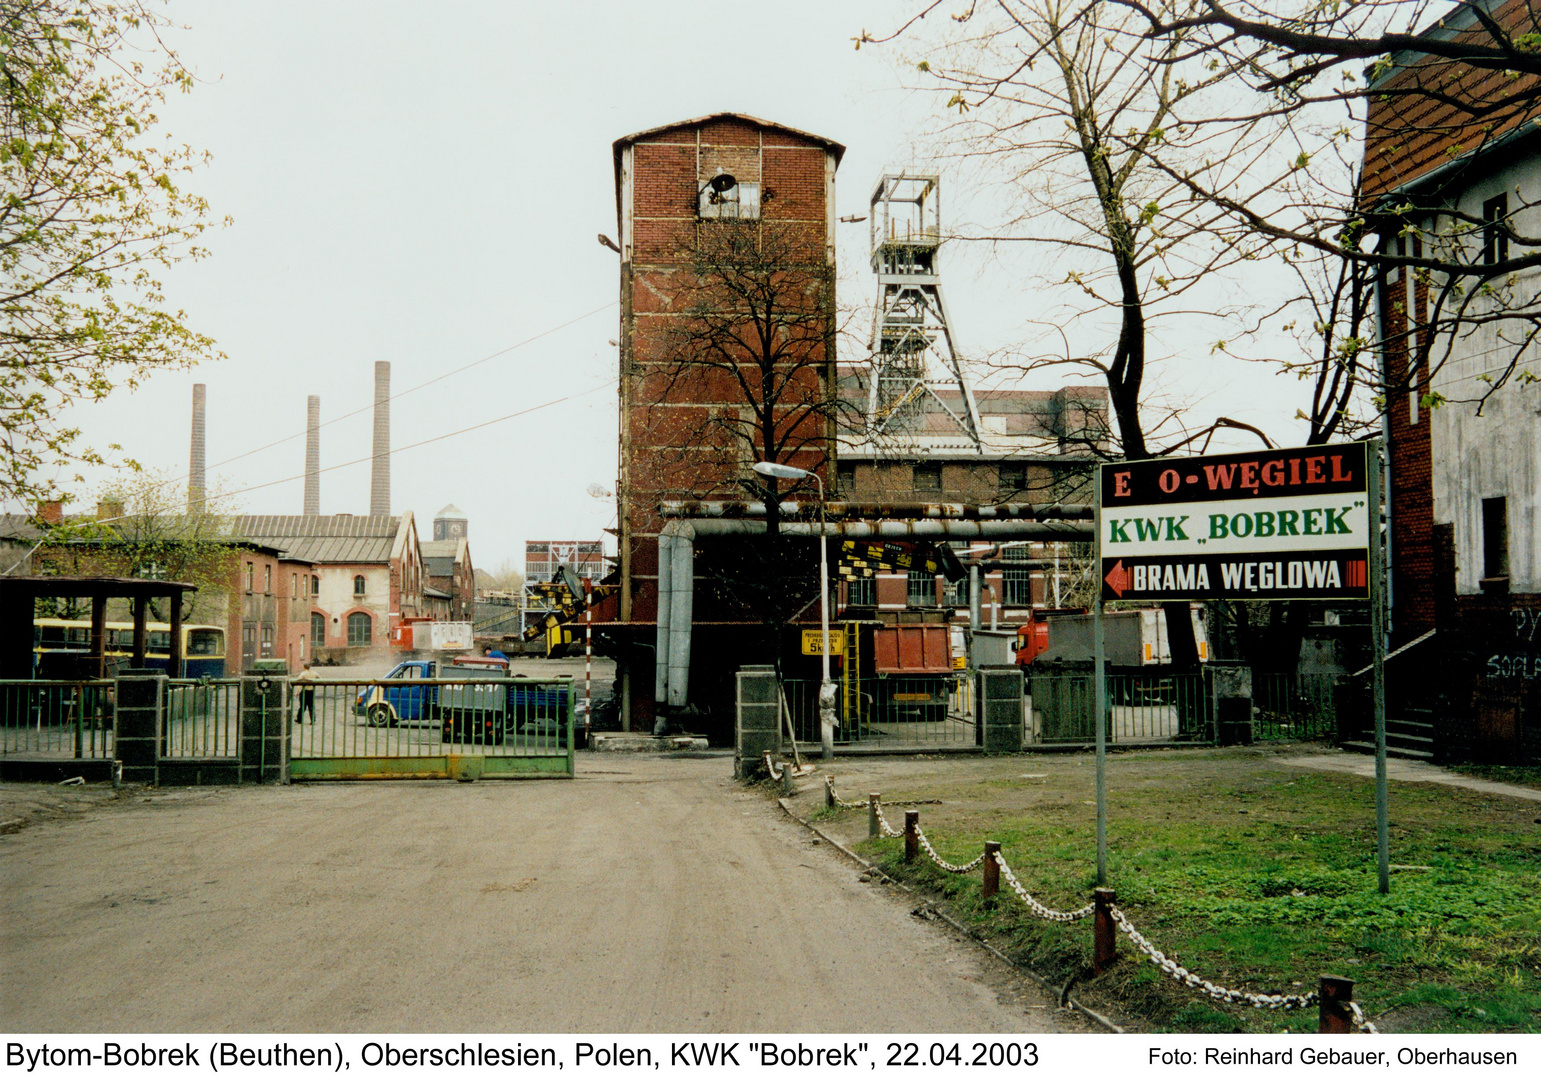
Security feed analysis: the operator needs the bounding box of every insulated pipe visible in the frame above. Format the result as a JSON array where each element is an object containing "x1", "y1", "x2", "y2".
[
  {"x1": 654, "y1": 534, "x2": 673, "y2": 703},
  {"x1": 682, "y1": 519, "x2": 1093, "y2": 540},
  {"x1": 666, "y1": 535, "x2": 693, "y2": 709},
  {"x1": 660, "y1": 500, "x2": 1093, "y2": 521},
  {"x1": 969, "y1": 565, "x2": 982, "y2": 631}
]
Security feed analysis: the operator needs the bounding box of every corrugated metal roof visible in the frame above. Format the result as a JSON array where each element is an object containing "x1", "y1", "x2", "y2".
[{"x1": 227, "y1": 514, "x2": 401, "y2": 564}]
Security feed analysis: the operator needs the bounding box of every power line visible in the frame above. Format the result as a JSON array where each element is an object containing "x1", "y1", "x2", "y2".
[
  {"x1": 171, "y1": 300, "x2": 618, "y2": 488},
  {"x1": 214, "y1": 380, "x2": 618, "y2": 502}
]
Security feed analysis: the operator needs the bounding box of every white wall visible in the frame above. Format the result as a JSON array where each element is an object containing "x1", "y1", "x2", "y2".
[{"x1": 313, "y1": 564, "x2": 392, "y2": 646}]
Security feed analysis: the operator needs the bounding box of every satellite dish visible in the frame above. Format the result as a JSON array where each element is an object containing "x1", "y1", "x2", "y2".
[{"x1": 709, "y1": 172, "x2": 737, "y2": 194}]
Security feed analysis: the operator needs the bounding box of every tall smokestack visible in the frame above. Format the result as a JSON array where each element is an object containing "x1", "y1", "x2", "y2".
[
  {"x1": 304, "y1": 395, "x2": 321, "y2": 515},
  {"x1": 188, "y1": 383, "x2": 206, "y2": 513},
  {"x1": 369, "y1": 361, "x2": 390, "y2": 516}
]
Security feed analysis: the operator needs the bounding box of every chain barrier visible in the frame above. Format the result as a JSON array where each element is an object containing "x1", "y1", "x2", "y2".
[
  {"x1": 992, "y1": 850, "x2": 1096, "y2": 923},
  {"x1": 913, "y1": 824, "x2": 986, "y2": 874},
  {"x1": 1109, "y1": 904, "x2": 1317, "y2": 1012},
  {"x1": 824, "y1": 776, "x2": 867, "y2": 810},
  {"x1": 1348, "y1": 1001, "x2": 1379, "y2": 1035},
  {"x1": 824, "y1": 779, "x2": 1377, "y2": 1032}
]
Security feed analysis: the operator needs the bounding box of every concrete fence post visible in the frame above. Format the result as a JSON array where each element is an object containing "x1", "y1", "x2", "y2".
[
  {"x1": 981, "y1": 841, "x2": 1001, "y2": 900},
  {"x1": 868, "y1": 794, "x2": 880, "y2": 839},
  {"x1": 1318, "y1": 975, "x2": 1356, "y2": 1034},
  {"x1": 113, "y1": 674, "x2": 164, "y2": 786},
  {"x1": 240, "y1": 674, "x2": 289, "y2": 784},
  {"x1": 735, "y1": 666, "x2": 780, "y2": 780},
  {"x1": 780, "y1": 759, "x2": 796, "y2": 796},
  {"x1": 904, "y1": 810, "x2": 919, "y2": 862},
  {"x1": 1092, "y1": 887, "x2": 1118, "y2": 974}
]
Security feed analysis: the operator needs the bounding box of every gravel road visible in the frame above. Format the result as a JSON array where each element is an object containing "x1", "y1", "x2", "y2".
[{"x1": 0, "y1": 758, "x2": 1087, "y2": 1033}]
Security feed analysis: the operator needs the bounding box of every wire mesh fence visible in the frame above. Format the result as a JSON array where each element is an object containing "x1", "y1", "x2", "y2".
[
  {"x1": 163, "y1": 680, "x2": 243, "y2": 758},
  {"x1": 1026, "y1": 672, "x2": 1211, "y2": 744},
  {"x1": 1252, "y1": 672, "x2": 1339, "y2": 741},
  {"x1": 0, "y1": 681, "x2": 116, "y2": 759}
]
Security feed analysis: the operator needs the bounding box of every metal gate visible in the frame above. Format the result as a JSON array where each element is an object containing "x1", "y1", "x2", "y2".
[{"x1": 288, "y1": 676, "x2": 574, "y2": 780}]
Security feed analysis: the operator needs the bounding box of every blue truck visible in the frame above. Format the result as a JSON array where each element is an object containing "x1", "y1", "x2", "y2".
[{"x1": 355, "y1": 658, "x2": 579, "y2": 746}]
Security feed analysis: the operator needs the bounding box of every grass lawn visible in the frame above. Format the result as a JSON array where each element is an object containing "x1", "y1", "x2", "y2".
[{"x1": 836, "y1": 748, "x2": 1541, "y2": 1033}]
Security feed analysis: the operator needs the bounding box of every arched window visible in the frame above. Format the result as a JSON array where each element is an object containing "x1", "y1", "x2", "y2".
[
  {"x1": 353, "y1": 575, "x2": 366, "y2": 596},
  {"x1": 311, "y1": 612, "x2": 326, "y2": 648},
  {"x1": 347, "y1": 612, "x2": 372, "y2": 647}
]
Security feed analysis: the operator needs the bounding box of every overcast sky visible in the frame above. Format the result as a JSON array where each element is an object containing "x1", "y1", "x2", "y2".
[{"x1": 43, "y1": 0, "x2": 1310, "y2": 573}]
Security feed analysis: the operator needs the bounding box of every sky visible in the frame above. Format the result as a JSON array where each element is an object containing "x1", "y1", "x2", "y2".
[{"x1": 42, "y1": 0, "x2": 1320, "y2": 573}]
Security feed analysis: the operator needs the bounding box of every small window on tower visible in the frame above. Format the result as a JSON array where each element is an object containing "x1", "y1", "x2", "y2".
[
  {"x1": 836, "y1": 462, "x2": 856, "y2": 496},
  {"x1": 698, "y1": 173, "x2": 760, "y2": 220},
  {"x1": 1483, "y1": 194, "x2": 1509, "y2": 265},
  {"x1": 998, "y1": 462, "x2": 1026, "y2": 496}
]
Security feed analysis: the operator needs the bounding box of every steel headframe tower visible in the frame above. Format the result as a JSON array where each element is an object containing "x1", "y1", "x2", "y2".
[{"x1": 864, "y1": 172, "x2": 983, "y2": 452}]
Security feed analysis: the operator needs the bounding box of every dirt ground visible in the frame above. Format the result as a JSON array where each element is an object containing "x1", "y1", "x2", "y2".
[{"x1": 0, "y1": 756, "x2": 1089, "y2": 1034}]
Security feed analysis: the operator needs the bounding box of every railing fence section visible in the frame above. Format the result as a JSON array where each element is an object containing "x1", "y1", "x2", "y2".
[{"x1": 0, "y1": 680, "x2": 116, "y2": 759}]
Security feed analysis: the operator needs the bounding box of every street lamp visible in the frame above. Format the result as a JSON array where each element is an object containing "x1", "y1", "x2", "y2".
[{"x1": 753, "y1": 460, "x2": 835, "y2": 760}]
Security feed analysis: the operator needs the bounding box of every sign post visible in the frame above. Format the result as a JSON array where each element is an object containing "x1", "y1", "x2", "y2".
[
  {"x1": 1093, "y1": 477, "x2": 1108, "y2": 887},
  {"x1": 1096, "y1": 441, "x2": 1381, "y2": 886}
]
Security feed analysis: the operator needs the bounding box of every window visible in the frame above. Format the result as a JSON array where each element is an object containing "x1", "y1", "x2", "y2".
[
  {"x1": 1482, "y1": 497, "x2": 1509, "y2": 580},
  {"x1": 264, "y1": 565, "x2": 272, "y2": 594},
  {"x1": 1483, "y1": 194, "x2": 1509, "y2": 265},
  {"x1": 347, "y1": 612, "x2": 372, "y2": 647},
  {"x1": 310, "y1": 612, "x2": 326, "y2": 648},
  {"x1": 245, "y1": 562, "x2": 253, "y2": 592},
  {"x1": 353, "y1": 575, "x2": 366, "y2": 597},
  {"x1": 836, "y1": 462, "x2": 856, "y2": 497},
  {"x1": 188, "y1": 630, "x2": 221, "y2": 656},
  {"x1": 698, "y1": 177, "x2": 760, "y2": 220},
  {"x1": 847, "y1": 576, "x2": 875, "y2": 607},
  {"x1": 260, "y1": 625, "x2": 274, "y2": 658},
  {"x1": 913, "y1": 463, "x2": 942, "y2": 494},
  {"x1": 291, "y1": 573, "x2": 298, "y2": 598},
  {"x1": 312, "y1": 575, "x2": 320, "y2": 596},
  {"x1": 1002, "y1": 548, "x2": 1035, "y2": 606},
  {"x1": 943, "y1": 576, "x2": 969, "y2": 607},
  {"x1": 998, "y1": 462, "x2": 1026, "y2": 497},
  {"x1": 907, "y1": 569, "x2": 936, "y2": 606}
]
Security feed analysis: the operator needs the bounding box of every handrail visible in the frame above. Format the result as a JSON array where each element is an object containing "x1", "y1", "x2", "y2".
[{"x1": 1345, "y1": 628, "x2": 1436, "y2": 679}]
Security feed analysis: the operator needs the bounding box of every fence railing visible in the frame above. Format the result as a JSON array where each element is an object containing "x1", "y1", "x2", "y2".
[
  {"x1": 290, "y1": 678, "x2": 573, "y2": 760},
  {"x1": 0, "y1": 680, "x2": 116, "y2": 759},
  {"x1": 163, "y1": 679, "x2": 243, "y2": 758},
  {"x1": 783, "y1": 674, "x2": 978, "y2": 750},
  {"x1": 1252, "y1": 672, "x2": 1339, "y2": 742},
  {"x1": 1027, "y1": 672, "x2": 1211, "y2": 744}
]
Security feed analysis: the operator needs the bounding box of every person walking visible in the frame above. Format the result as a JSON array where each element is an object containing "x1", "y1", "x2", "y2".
[{"x1": 294, "y1": 663, "x2": 319, "y2": 724}]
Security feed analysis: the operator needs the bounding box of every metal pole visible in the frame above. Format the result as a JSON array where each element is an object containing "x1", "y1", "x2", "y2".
[
  {"x1": 817, "y1": 473, "x2": 835, "y2": 761},
  {"x1": 1094, "y1": 473, "x2": 1108, "y2": 888},
  {"x1": 1367, "y1": 438, "x2": 1390, "y2": 894},
  {"x1": 583, "y1": 575, "x2": 593, "y2": 720}
]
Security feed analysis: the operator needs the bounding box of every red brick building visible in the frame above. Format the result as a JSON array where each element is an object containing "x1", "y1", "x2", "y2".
[
  {"x1": 1362, "y1": 0, "x2": 1541, "y2": 759},
  {"x1": 604, "y1": 114, "x2": 844, "y2": 727}
]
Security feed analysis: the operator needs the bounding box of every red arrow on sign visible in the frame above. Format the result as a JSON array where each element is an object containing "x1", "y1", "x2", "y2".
[{"x1": 1104, "y1": 560, "x2": 1129, "y2": 597}]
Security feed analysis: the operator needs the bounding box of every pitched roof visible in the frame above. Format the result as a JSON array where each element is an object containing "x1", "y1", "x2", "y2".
[{"x1": 227, "y1": 514, "x2": 403, "y2": 564}]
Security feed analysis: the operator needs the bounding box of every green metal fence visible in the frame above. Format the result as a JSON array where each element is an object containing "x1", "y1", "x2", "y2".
[
  {"x1": 288, "y1": 677, "x2": 574, "y2": 779},
  {"x1": 1252, "y1": 672, "x2": 1339, "y2": 742},
  {"x1": 1027, "y1": 672, "x2": 1212, "y2": 744},
  {"x1": 163, "y1": 679, "x2": 242, "y2": 758},
  {"x1": 784, "y1": 674, "x2": 979, "y2": 750},
  {"x1": 0, "y1": 680, "x2": 116, "y2": 759}
]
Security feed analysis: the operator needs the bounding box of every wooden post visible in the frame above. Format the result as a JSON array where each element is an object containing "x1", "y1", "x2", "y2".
[
  {"x1": 904, "y1": 810, "x2": 919, "y2": 863},
  {"x1": 89, "y1": 595, "x2": 107, "y2": 679},
  {"x1": 868, "y1": 793, "x2": 880, "y2": 839},
  {"x1": 981, "y1": 842, "x2": 1001, "y2": 900},
  {"x1": 168, "y1": 591, "x2": 184, "y2": 679},
  {"x1": 1318, "y1": 974, "x2": 1355, "y2": 1034},
  {"x1": 1093, "y1": 887, "x2": 1117, "y2": 974},
  {"x1": 131, "y1": 596, "x2": 148, "y2": 668}
]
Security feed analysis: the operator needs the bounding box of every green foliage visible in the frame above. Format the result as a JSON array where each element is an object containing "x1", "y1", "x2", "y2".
[{"x1": 1, "y1": 1, "x2": 223, "y2": 504}]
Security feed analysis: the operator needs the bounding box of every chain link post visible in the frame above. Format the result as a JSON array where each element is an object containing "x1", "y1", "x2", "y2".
[
  {"x1": 1093, "y1": 887, "x2": 1118, "y2": 974},
  {"x1": 981, "y1": 842, "x2": 1001, "y2": 900},
  {"x1": 1318, "y1": 975, "x2": 1355, "y2": 1034},
  {"x1": 904, "y1": 811, "x2": 919, "y2": 863},
  {"x1": 868, "y1": 793, "x2": 880, "y2": 839}
]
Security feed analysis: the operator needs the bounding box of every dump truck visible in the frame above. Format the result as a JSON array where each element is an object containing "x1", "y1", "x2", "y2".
[
  {"x1": 355, "y1": 657, "x2": 575, "y2": 745},
  {"x1": 870, "y1": 624, "x2": 954, "y2": 723}
]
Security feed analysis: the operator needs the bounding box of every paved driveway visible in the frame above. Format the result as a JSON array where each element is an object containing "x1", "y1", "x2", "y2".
[{"x1": 0, "y1": 757, "x2": 1086, "y2": 1033}]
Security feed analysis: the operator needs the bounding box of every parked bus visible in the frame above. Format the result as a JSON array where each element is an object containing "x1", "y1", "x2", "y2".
[{"x1": 32, "y1": 618, "x2": 227, "y2": 678}]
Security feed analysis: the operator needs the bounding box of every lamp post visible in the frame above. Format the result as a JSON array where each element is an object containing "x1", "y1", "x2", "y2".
[{"x1": 753, "y1": 460, "x2": 834, "y2": 760}]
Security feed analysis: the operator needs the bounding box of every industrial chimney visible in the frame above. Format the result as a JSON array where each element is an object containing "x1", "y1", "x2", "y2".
[
  {"x1": 188, "y1": 383, "x2": 206, "y2": 513},
  {"x1": 369, "y1": 361, "x2": 390, "y2": 516},
  {"x1": 304, "y1": 395, "x2": 321, "y2": 515}
]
